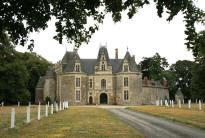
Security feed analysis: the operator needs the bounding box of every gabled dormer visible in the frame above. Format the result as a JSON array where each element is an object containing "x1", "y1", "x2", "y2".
[
  {"x1": 74, "y1": 49, "x2": 81, "y2": 72},
  {"x1": 96, "y1": 46, "x2": 110, "y2": 71},
  {"x1": 121, "y1": 51, "x2": 131, "y2": 72}
]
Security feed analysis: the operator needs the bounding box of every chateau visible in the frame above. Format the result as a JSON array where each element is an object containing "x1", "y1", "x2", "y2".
[{"x1": 35, "y1": 46, "x2": 169, "y2": 105}]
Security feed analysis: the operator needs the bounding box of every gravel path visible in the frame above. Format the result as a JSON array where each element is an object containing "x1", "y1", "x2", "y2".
[{"x1": 107, "y1": 108, "x2": 205, "y2": 138}]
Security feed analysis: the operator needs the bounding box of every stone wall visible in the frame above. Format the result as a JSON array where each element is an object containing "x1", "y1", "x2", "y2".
[
  {"x1": 59, "y1": 74, "x2": 88, "y2": 105},
  {"x1": 116, "y1": 73, "x2": 142, "y2": 105},
  {"x1": 142, "y1": 87, "x2": 169, "y2": 104}
]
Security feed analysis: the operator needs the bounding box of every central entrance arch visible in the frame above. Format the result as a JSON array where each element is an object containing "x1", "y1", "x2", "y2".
[{"x1": 100, "y1": 93, "x2": 108, "y2": 104}]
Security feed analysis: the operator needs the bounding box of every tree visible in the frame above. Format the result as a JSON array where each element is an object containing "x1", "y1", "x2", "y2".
[
  {"x1": 170, "y1": 60, "x2": 195, "y2": 100},
  {"x1": 191, "y1": 30, "x2": 205, "y2": 100},
  {"x1": 0, "y1": 0, "x2": 204, "y2": 56},
  {"x1": 0, "y1": 32, "x2": 51, "y2": 104},
  {"x1": 162, "y1": 70, "x2": 177, "y2": 100},
  {"x1": 0, "y1": 48, "x2": 30, "y2": 104},
  {"x1": 19, "y1": 52, "x2": 52, "y2": 102},
  {"x1": 191, "y1": 57, "x2": 205, "y2": 100},
  {"x1": 140, "y1": 52, "x2": 169, "y2": 81}
]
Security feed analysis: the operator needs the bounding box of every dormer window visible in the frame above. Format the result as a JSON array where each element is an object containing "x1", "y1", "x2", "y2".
[
  {"x1": 124, "y1": 65, "x2": 128, "y2": 72},
  {"x1": 75, "y1": 64, "x2": 80, "y2": 72},
  {"x1": 101, "y1": 62, "x2": 105, "y2": 71}
]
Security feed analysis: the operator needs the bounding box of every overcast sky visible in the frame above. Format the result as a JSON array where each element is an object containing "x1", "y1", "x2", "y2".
[{"x1": 16, "y1": 1, "x2": 205, "y2": 65}]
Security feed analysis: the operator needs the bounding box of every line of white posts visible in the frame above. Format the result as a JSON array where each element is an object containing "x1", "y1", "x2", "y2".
[
  {"x1": 156, "y1": 99, "x2": 203, "y2": 110},
  {"x1": 10, "y1": 101, "x2": 69, "y2": 128}
]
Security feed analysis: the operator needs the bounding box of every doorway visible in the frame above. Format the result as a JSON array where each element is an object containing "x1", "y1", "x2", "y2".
[{"x1": 100, "y1": 93, "x2": 108, "y2": 104}]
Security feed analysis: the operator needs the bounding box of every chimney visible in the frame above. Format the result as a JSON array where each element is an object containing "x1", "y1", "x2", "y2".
[
  {"x1": 115, "y1": 48, "x2": 118, "y2": 61},
  {"x1": 144, "y1": 76, "x2": 148, "y2": 86},
  {"x1": 163, "y1": 79, "x2": 167, "y2": 88},
  {"x1": 132, "y1": 55, "x2": 135, "y2": 63}
]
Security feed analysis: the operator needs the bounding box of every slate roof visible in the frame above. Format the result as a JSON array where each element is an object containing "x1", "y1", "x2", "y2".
[
  {"x1": 45, "y1": 66, "x2": 55, "y2": 76},
  {"x1": 142, "y1": 80, "x2": 164, "y2": 88},
  {"x1": 53, "y1": 47, "x2": 140, "y2": 75}
]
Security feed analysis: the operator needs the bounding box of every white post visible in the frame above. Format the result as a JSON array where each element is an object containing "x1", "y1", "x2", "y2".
[
  {"x1": 171, "y1": 100, "x2": 174, "y2": 108},
  {"x1": 27, "y1": 106, "x2": 30, "y2": 123},
  {"x1": 183, "y1": 99, "x2": 184, "y2": 104},
  {"x1": 48, "y1": 101, "x2": 49, "y2": 107},
  {"x1": 56, "y1": 103, "x2": 58, "y2": 112},
  {"x1": 196, "y1": 99, "x2": 197, "y2": 104},
  {"x1": 51, "y1": 104, "x2": 53, "y2": 114},
  {"x1": 1, "y1": 101, "x2": 3, "y2": 107},
  {"x1": 160, "y1": 100, "x2": 162, "y2": 106},
  {"x1": 199, "y1": 100, "x2": 202, "y2": 111},
  {"x1": 45, "y1": 104, "x2": 48, "y2": 117},
  {"x1": 29, "y1": 101, "x2": 31, "y2": 107},
  {"x1": 179, "y1": 100, "x2": 181, "y2": 108},
  {"x1": 60, "y1": 101, "x2": 62, "y2": 111},
  {"x1": 188, "y1": 100, "x2": 191, "y2": 109},
  {"x1": 11, "y1": 108, "x2": 15, "y2": 128},
  {"x1": 18, "y1": 101, "x2": 20, "y2": 107},
  {"x1": 38, "y1": 105, "x2": 40, "y2": 120}
]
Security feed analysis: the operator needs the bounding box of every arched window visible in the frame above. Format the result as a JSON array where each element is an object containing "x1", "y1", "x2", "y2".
[{"x1": 101, "y1": 79, "x2": 106, "y2": 89}]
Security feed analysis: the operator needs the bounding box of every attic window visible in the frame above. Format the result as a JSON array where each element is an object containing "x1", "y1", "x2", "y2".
[
  {"x1": 124, "y1": 65, "x2": 128, "y2": 72},
  {"x1": 102, "y1": 64, "x2": 105, "y2": 71},
  {"x1": 75, "y1": 65, "x2": 80, "y2": 72}
]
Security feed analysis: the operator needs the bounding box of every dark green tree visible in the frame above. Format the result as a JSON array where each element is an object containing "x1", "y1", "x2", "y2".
[
  {"x1": 170, "y1": 60, "x2": 195, "y2": 100},
  {"x1": 0, "y1": 0, "x2": 204, "y2": 56},
  {"x1": 162, "y1": 70, "x2": 177, "y2": 100},
  {"x1": 0, "y1": 47, "x2": 30, "y2": 104},
  {"x1": 191, "y1": 57, "x2": 205, "y2": 100},
  {"x1": 191, "y1": 30, "x2": 205, "y2": 100},
  {"x1": 21, "y1": 52, "x2": 51, "y2": 102},
  {"x1": 140, "y1": 53, "x2": 169, "y2": 81},
  {"x1": 0, "y1": 32, "x2": 51, "y2": 104}
]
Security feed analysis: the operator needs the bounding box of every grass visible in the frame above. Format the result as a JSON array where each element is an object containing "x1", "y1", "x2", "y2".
[
  {"x1": 0, "y1": 105, "x2": 47, "y2": 130},
  {"x1": 0, "y1": 106, "x2": 143, "y2": 138},
  {"x1": 128, "y1": 104, "x2": 205, "y2": 130}
]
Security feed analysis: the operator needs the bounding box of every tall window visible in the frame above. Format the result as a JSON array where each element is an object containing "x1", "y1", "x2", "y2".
[
  {"x1": 76, "y1": 90, "x2": 80, "y2": 101},
  {"x1": 89, "y1": 79, "x2": 92, "y2": 88},
  {"x1": 124, "y1": 77, "x2": 128, "y2": 87},
  {"x1": 124, "y1": 90, "x2": 129, "y2": 100},
  {"x1": 101, "y1": 79, "x2": 106, "y2": 89},
  {"x1": 76, "y1": 78, "x2": 80, "y2": 87},
  {"x1": 124, "y1": 65, "x2": 128, "y2": 72},
  {"x1": 101, "y1": 62, "x2": 105, "y2": 71},
  {"x1": 75, "y1": 65, "x2": 80, "y2": 72}
]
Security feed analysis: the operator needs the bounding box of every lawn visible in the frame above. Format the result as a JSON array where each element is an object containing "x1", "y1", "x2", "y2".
[
  {"x1": 128, "y1": 104, "x2": 205, "y2": 130},
  {"x1": 0, "y1": 105, "x2": 47, "y2": 130},
  {"x1": 0, "y1": 106, "x2": 143, "y2": 138}
]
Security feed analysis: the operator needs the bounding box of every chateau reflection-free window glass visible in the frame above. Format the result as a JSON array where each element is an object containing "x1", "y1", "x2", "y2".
[
  {"x1": 76, "y1": 91, "x2": 80, "y2": 101},
  {"x1": 76, "y1": 78, "x2": 80, "y2": 87}
]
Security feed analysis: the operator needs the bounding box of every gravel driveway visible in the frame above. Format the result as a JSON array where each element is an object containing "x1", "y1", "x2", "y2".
[{"x1": 107, "y1": 108, "x2": 205, "y2": 138}]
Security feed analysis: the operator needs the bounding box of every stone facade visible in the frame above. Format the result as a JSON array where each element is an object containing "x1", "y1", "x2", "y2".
[{"x1": 35, "y1": 46, "x2": 169, "y2": 105}]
